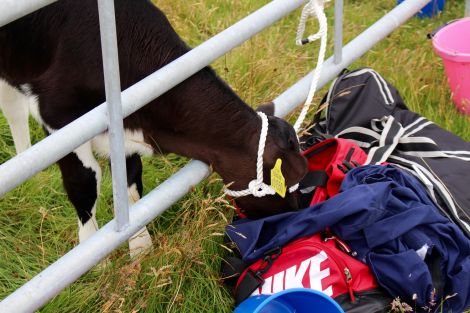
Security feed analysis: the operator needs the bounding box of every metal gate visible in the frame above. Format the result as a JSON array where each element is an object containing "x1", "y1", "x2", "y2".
[{"x1": 0, "y1": 0, "x2": 454, "y2": 311}]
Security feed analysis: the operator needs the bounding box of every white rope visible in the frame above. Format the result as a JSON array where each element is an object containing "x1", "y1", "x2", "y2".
[
  {"x1": 293, "y1": 0, "x2": 329, "y2": 133},
  {"x1": 224, "y1": 112, "x2": 275, "y2": 198},
  {"x1": 224, "y1": 112, "x2": 299, "y2": 198},
  {"x1": 223, "y1": 0, "x2": 328, "y2": 199}
]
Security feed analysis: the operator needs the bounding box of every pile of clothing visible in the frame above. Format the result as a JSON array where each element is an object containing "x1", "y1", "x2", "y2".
[{"x1": 222, "y1": 68, "x2": 470, "y2": 313}]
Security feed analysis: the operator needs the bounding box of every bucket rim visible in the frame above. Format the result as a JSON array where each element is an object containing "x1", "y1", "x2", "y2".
[
  {"x1": 241, "y1": 288, "x2": 345, "y2": 313},
  {"x1": 432, "y1": 17, "x2": 470, "y2": 61}
]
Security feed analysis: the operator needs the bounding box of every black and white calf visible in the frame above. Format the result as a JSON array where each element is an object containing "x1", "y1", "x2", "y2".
[{"x1": 0, "y1": 0, "x2": 308, "y2": 257}]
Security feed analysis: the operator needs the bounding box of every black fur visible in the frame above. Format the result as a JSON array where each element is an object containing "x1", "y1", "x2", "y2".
[
  {"x1": 57, "y1": 152, "x2": 98, "y2": 224},
  {"x1": 126, "y1": 154, "x2": 143, "y2": 198}
]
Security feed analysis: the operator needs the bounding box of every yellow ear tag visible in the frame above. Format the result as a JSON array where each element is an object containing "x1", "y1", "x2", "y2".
[{"x1": 271, "y1": 158, "x2": 286, "y2": 198}]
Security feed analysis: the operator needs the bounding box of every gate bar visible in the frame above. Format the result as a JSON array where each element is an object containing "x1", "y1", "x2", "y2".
[
  {"x1": 334, "y1": 0, "x2": 343, "y2": 64},
  {"x1": 0, "y1": 0, "x2": 306, "y2": 198},
  {"x1": 97, "y1": 0, "x2": 129, "y2": 231},
  {"x1": 0, "y1": 160, "x2": 211, "y2": 313},
  {"x1": 0, "y1": 0, "x2": 57, "y2": 28},
  {"x1": 0, "y1": 1, "x2": 429, "y2": 311}
]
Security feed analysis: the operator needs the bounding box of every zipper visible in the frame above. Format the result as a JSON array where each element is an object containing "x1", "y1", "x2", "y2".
[
  {"x1": 344, "y1": 68, "x2": 394, "y2": 105},
  {"x1": 344, "y1": 268, "x2": 355, "y2": 302},
  {"x1": 288, "y1": 240, "x2": 356, "y2": 303},
  {"x1": 325, "y1": 70, "x2": 352, "y2": 134}
]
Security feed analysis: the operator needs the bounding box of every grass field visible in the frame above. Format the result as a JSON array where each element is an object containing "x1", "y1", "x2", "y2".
[{"x1": 1, "y1": 0, "x2": 469, "y2": 312}]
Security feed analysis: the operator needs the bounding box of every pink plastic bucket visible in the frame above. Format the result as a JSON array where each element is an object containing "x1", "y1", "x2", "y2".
[{"x1": 432, "y1": 18, "x2": 470, "y2": 115}]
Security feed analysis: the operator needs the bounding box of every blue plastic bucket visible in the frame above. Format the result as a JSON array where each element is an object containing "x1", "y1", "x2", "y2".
[
  {"x1": 234, "y1": 288, "x2": 345, "y2": 313},
  {"x1": 397, "y1": 0, "x2": 445, "y2": 18}
]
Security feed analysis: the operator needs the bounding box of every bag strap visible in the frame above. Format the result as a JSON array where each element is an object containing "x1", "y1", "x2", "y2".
[
  {"x1": 365, "y1": 116, "x2": 405, "y2": 165},
  {"x1": 425, "y1": 248, "x2": 445, "y2": 301},
  {"x1": 336, "y1": 116, "x2": 404, "y2": 165},
  {"x1": 299, "y1": 171, "x2": 329, "y2": 190},
  {"x1": 220, "y1": 256, "x2": 248, "y2": 287},
  {"x1": 298, "y1": 171, "x2": 328, "y2": 208},
  {"x1": 235, "y1": 270, "x2": 263, "y2": 305},
  {"x1": 234, "y1": 246, "x2": 282, "y2": 305},
  {"x1": 337, "y1": 116, "x2": 470, "y2": 163},
  {"x1": 220, "y1": 254, "x2": 264, "y2": 305}
]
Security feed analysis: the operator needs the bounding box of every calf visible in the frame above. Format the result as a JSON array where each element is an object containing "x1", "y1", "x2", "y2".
[{"x1": 0, "y1": 0, "x2": 307, "y2": 257}]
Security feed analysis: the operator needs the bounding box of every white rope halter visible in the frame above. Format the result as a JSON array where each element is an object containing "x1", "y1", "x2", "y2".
[
  {"x1": 223, "y1": 0, "x2": 327, "y2": 199},
  {"x1": 224, "y1": 112, "x2": 299, "y2": 198}
]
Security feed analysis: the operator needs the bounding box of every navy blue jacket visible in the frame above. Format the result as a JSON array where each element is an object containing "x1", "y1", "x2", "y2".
[{"x1": 226, "y1": 165, "x2": 470, "y2": 312}]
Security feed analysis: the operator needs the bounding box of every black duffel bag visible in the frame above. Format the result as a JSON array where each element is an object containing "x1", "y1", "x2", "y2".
[{"x1": 303, "y1": 67, "x2": 470, "y2": 238}]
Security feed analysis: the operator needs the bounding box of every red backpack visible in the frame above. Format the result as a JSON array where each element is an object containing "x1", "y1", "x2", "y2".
[
  {"x1": 222, "y1": 139, "x2": 392, "y2": 312},
  {"x1": 231, "y1": 232, "x2": 385, "y2": 308},
  {"x1": 297, "y1": 138, "x2": 368, "y2": 208}
]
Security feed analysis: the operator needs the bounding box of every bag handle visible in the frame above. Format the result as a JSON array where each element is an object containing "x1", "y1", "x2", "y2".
[
  {"x1": 365, "y1": 116, "x2": 405, "y2": 165},
  {"x1": 427, "y1": 19, "x2": 458, "y2": 39}
]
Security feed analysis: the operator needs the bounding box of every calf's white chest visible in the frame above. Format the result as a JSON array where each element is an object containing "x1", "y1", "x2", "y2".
[
  {"x1": 25, "y1": 89, "x2": 153, "y2": 158},
  {"x1": 91, "y1": 129, "x2": 154, "y2": 158}
]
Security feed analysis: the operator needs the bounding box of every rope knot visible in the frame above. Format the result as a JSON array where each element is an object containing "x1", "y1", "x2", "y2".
[
  {"x1": 248, "y1": 180, "x2": 275, "y2": 198},
  {"x1": 296, "y1": 0, "x2": 329, "y2": 46}
]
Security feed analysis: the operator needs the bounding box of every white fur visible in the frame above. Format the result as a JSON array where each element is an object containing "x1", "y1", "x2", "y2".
[
  {"x1": 129, "y1": 226, "x2": 153, "y2": 259},
  {"x1": 78, "y1": 206, "x2": 98, "y2": 243},
  {"x1": 127, "y1": 183, "x2": 140, "y2": 204},
  {"x1": 74, "y1": 141, "x2": 103, "y2": 186},
  {"x1": 28, "y1": 98, "x2": 56, "y2": 134},
  {"x1": 0, "y1": 79, "x2": 32, "y2": 153},
  {"x1": 3, "y1": 79, "x2": 153, "y2": 158},
  {"x1": 127, "y1": 183, "x2": 153, "y2": 258},
  {"x1": 92, "y1": 129, "x2": 153, "y2": 158}
]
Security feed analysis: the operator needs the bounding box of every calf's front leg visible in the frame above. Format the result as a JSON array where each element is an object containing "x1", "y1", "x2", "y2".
[
  {"x1": 0, "y1": 80, "x2": 31, "y2": 154},
  {"x1": 125, "y1": 154, "x2": 153, "y2": 258},
  {"x1": 57, "y1": 141, "x2": 101, "y2": 243}
]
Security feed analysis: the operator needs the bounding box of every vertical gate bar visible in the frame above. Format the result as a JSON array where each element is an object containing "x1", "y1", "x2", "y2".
[
  {"x1": 334, "y1": 0, "x2": 343, "y2": 64},
  {"x1": 466, "y1": 0, "x2": 470, "y2": 16},
  {"x1": 97, "y1": 0, "x2": 129, "y2": 231}
]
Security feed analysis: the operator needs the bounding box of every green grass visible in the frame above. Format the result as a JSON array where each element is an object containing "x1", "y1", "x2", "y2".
[{"x1": 1, "y1": 0, "x2": 469, "y2": 312}]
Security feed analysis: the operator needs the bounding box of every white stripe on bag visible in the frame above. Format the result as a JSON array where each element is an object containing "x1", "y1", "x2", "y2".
[
  {"x1": 404, "y1": 117, "x2": 426, "y2": 132},
  {"x1": 400, "y1": 151, "x2": 470, "y2": 162},
  {"x1": 336, "y1": 126, "x2": 381, "y2": 139},
  {"x1": 389, "y1": 155, "x2": 470, "y2": 233},
  {"x1": 404, "y1": 121, "x2": 433, "y2": 138},
  {"x1": 372, "y1": 70, "x2": 394, "y2": 104}
]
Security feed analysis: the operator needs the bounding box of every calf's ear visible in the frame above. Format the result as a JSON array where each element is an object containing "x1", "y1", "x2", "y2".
[{"x1": 255, "y1": 102, "x2": 275, "y2": 116}]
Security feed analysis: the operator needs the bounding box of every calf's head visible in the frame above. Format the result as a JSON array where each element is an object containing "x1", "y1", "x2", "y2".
[
  {"x1": 227, "y1": 103, "x2": 308, "y2": 219},
  {"x1": 235, "y1": 117, "x2": 307, "y2": 218}
]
